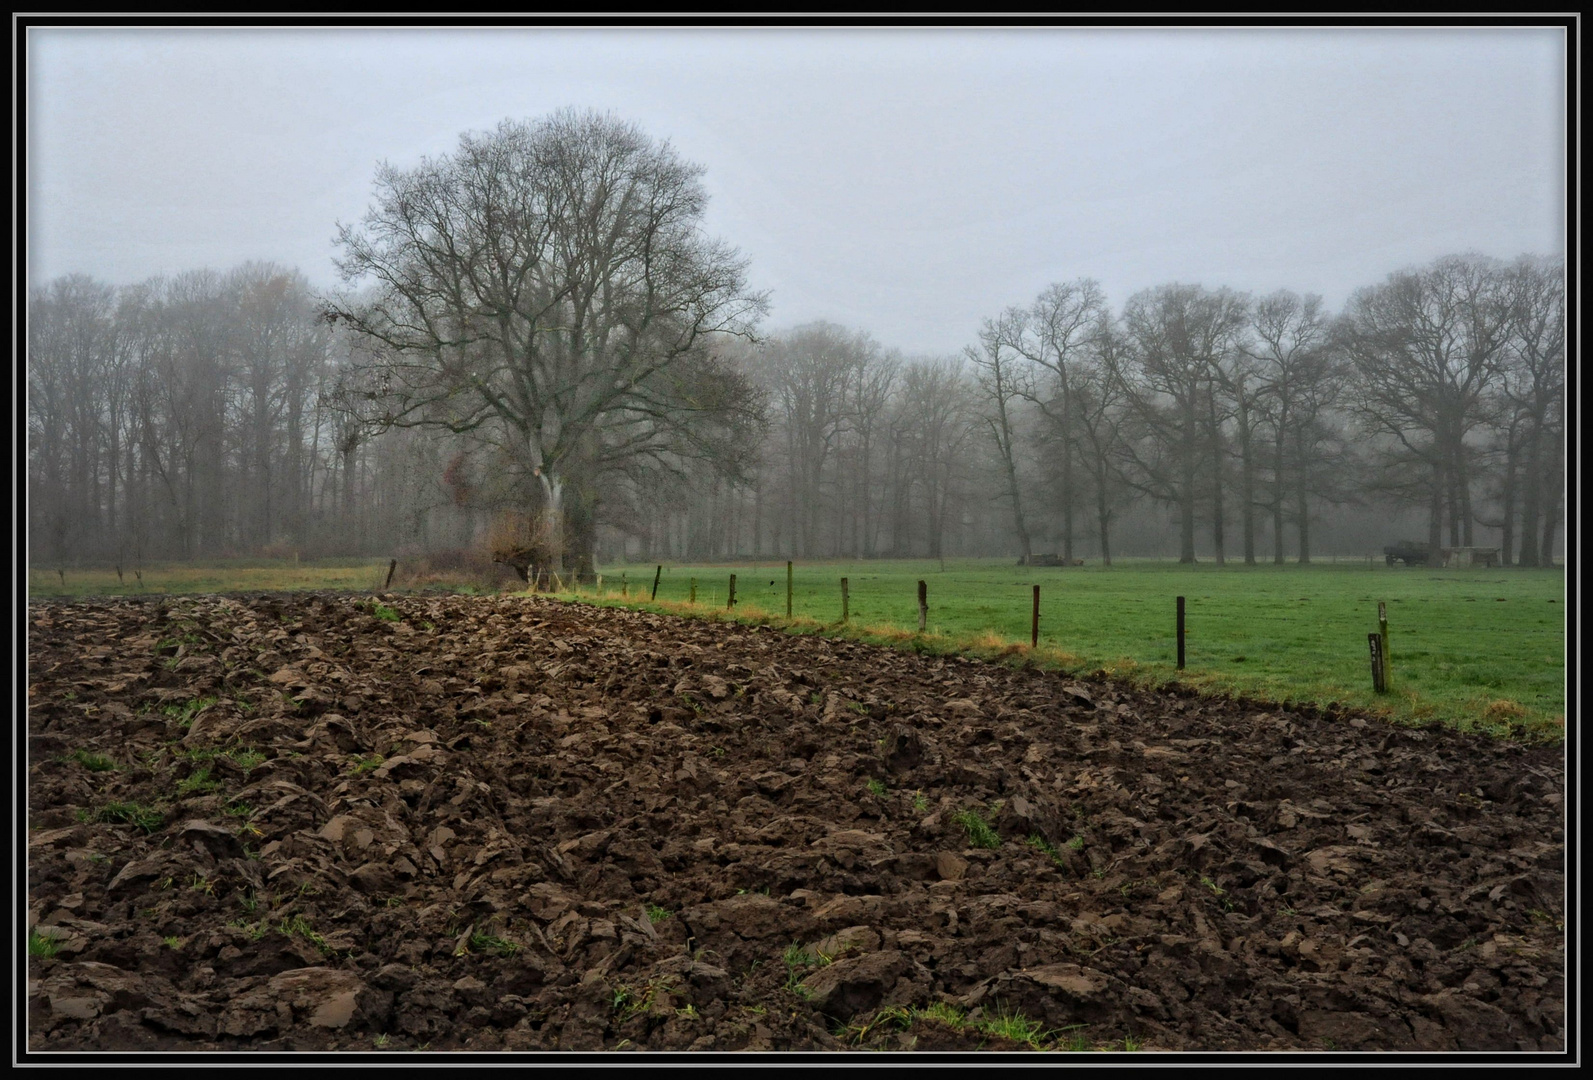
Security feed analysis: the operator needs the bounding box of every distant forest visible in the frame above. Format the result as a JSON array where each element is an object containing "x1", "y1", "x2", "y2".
[{"x1": 26, "y1": 251, "x2": 1562, "y2": 569}]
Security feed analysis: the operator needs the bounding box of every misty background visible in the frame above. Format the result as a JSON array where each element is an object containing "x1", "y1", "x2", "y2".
[{"x1": 24, "y1": 27, "x2": 1566, "y2": 569}]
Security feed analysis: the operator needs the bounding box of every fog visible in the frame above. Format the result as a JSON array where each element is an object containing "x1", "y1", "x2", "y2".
[
  {"x1": 29, "y1": 27, "x2": 1564, "y2": 354},
  {"x1": 25, "y1": 27, "x2": 1566, "y2": 572}
]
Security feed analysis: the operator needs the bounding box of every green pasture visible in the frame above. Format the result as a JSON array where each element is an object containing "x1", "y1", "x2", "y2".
[
  {"x1": 27, "y1": 558, "x2": 393, "y2": 598},
  {"x1": 27, "y1": 555, "x2": 1565, "y2": 739},
  {"x1": 587, "y1": 558, "x2": 1566, "y2": 739}
]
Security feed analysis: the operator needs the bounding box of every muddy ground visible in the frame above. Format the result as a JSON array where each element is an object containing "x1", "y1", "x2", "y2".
[{"x1": 26, "y1": 593, "x2": 1565, "y2": 1053}]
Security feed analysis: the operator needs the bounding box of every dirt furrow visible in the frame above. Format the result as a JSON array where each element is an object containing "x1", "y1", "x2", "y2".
[{"x1": 26, "y1": 593, "x2": 1565, "y2": 1052}]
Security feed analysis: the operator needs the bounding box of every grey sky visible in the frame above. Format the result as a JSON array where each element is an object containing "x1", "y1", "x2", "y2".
[{"x1": 27, "y1": 26, "x2": 1565, "y2": 355}]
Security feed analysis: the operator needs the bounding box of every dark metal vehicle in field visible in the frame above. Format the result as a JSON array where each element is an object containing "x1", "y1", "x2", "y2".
[{"x1": 1384, "y1": 540, "x2": 1433, "y2": 566}]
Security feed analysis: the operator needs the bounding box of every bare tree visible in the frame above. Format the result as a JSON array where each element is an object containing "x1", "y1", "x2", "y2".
[
  {"x1": 995, "y1": 279, "x2": 1109, "y2": 562},
  {"x1": 966, "y1": 316, "x2": 1032, "y2": 561},
  {"x1": 757, "y1": 322, "x2": 874, "y2": 557},
  {"x1": 1244, "y1": 291, "x2": 1341, "y2": 563},
  {"x1": 1338, "y1": 254, "x2": 1514, "y2": 554},
  {"x1": 1117, "y1": 284, "x2": 1249, "y2": 563},
  {"x1": 326, "y1": 109, "x2": 767, "y2": 580},
  {"x1": 1492, "y1": 255, "x2": 1564, "y2": 566},
  {"x1": 896, "y1": 358, "x2": 977, "y2": 562},
  {"x1": 847, "y1": 350, "x2": 899, "y2": 557},
  {"x1": 28, "y1": 275, "x2": 115, "y2": 561},
  {"x1": 1071, "y1": 316, "x2": 1138, "y2": 565},
  {"x1": 226, "y1": 263, "x2": 329, "y2": 551}
]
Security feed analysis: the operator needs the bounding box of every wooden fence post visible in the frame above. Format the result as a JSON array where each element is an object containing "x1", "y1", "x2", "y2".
[
  {"x1": 1032, "y1": 585, "x2": 1040, "y2": 648},
  {"x1": 651, "y1": 564, "x2": 662, "y2": 601},
  {"x1": 786, "y1": 561, "x2": 793, "y2": 618},
  {"x1": 1176, "y1": 596, "x2": 1186, "y2": 670},
  {"x1": 689, "y1": 578, "x2": 697, "y2": 604},
  {"x1": 621, "y1": 573, "x2": 627, "y2": 597},
  {"x1": 841, "y1": 577, "x2": 850, "y2": 623},
  {"x1": 384, "y1": 559, "x2": 397, "y2": 590},
  {"x1": 1368, "y1": 633, "x2": 1387, "y2": 693},
  {"x1": 917, "y1": 580, "x2": 928, "y2": 633},
  {"x1": 728, "y1": 573, "x2": 737, "y2": 609},
  {"x1": 1378, "y1": 601, "x2": 1390, "y2": 690}
]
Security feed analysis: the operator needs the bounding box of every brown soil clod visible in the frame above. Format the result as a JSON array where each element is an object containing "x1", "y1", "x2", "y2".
[{"x1": 27, "y1": 593, "x2": 1565, "y2": 1053}]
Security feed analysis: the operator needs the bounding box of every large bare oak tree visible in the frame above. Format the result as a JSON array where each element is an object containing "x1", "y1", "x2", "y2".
[{"x1": 326, "y1": 109, "x2": 767, "y2": 579}]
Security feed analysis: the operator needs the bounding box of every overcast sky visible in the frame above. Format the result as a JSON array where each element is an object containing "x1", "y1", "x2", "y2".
[{"x1": 26, "y1": 26, "x2": 1565, "y2": 355}]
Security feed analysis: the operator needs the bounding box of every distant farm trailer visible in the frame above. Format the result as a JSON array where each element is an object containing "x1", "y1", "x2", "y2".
[
  {"x1": 1384, "y1": 542, "x2": 1500, "y2": 568},
  {"x1": 1443, "y1": 547, "x2": 1501, "y2": 569}
]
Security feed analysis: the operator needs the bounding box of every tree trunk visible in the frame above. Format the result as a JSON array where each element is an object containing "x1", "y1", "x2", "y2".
[
  {"x1": 1427, "y1": 464, "x2": 1443, "y2": 557},
  {"x1": 1208, "y1": 384, "x2": 1225, "y2": 566},
  {"x1": 1236, "y1": 392, "x2": 1255, "y2": 564},
  {"x1": 859, "y1": 434, "x2": 872, "y2": 558},
  {"x1": 1539, "y1": 449, "x2": 1561, "y2": 567},
  {"x1": 341, "y1": 447, "x2": 356, "y2": 541},
  {"x1": 1295, "y1": 423, "x2": 1311, "y2": 565},
  {"x1": 1096, "y1": 466, "x2": 1112, "y2": 567},
  {"x1": 1457, "y1": 446, "x2": 1474, "y2": 547},
  {"x1": 1005, "y1": 453, "x2": 1031, "y2": 562},
  {"x1": 1211, "y1": 459, "x2": 1226, "y2": 566},
  {"x1": 1272, "y1": 423, "x2": 1288, "y2": 564},
  {"x1": 1518, "y1": 424, "x2": 1543, "y2": 567},
  {"x1": 1180, "y1": 383, "x2": 1198, "y2": 563},
  {"x1": 1060, "y1": 432, "x2": 1075, "y2": 564},
  {"x1": 1296, "y1": 481, "x2": 1310, "y2": 565},
  {"x1": 1499, "y1": 433, "x2": 1519, "y2": 567},
  {"x1": 559, "y1": 479, "x2": 596, "y2": 582},
  {"x1": 752, "y1": 480, "x2": 763, "y2": 558},
  {"x1": 1445, "y1": 462, "x2": 1461, "y2": 547}
]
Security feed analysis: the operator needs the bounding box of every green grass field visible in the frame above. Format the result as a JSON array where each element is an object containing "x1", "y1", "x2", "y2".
[
  {"x1": 587, "y1": 558, "x2": 1566, "y2": 740},
  {"x1": 28, "y1": 556, "x2": 1565, "y2": 739},
  {"x1": 27, "y1": 558, "x2": 394, "y2": 598}
]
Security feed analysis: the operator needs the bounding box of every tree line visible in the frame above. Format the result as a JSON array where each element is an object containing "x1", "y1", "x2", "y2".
[
  {"x1": 653, "y1": 250, "x2": 1560, "y2": 569},
  {"x1": 28, "y1": 265, "x2": 336, "y2": 563},
  {"x1": 27, "y1": 111, "x2": 1563, "y2": 572}
]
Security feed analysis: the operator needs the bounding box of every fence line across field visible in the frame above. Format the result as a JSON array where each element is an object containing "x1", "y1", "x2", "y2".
[{"x1": 583, "y1": 567, "x2": 1529, "y2": 720}]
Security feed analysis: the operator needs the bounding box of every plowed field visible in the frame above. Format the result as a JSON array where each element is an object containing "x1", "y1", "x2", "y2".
[{"x1": 26, "y1": 593, "x2": 1565, "y2": 1053}]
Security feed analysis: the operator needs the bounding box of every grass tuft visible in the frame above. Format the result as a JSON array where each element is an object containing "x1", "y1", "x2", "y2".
[
  {"x1": 277, "y1": 914, "x2": 331, "y2": 953},
  {"x1": 28, "y1": 929, "x2": 62, "y2": 959},
  {"x1": 162, "y1": 696, "x2": 218, "y2": 731},
  {"x1": 69, "y1": 749, "x2": 116, "y2": 772},
  {"x1": 977, "y1": 1008, "x2": 1053, "y2": 1047},
  {"x1": 953, "y1": 807, "x2": 1001, "y2": 849},
  {"x1": 78, "y1": 801, "x2": 164, "y2": 833},
  {"x1": 176, "y1": 767, "x2": 219, "y2": 796},
  {"x1": 1027, "y1": 833, "x2": 1066, "y2": 868},
  {"x1": 468, "y1": 931, "x2": 521, "y2": 956}
]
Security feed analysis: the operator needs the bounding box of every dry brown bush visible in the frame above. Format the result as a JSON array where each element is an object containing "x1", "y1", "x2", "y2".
[
  {"x1": 390, "y1": 548, "x2": 521, "y2": 593},
  {"x1": 484, "y1": 510, "x2": 563, "y2": 589}
]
